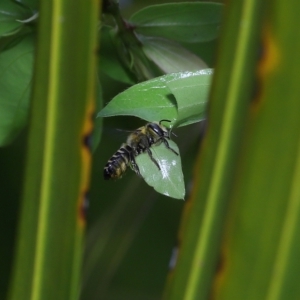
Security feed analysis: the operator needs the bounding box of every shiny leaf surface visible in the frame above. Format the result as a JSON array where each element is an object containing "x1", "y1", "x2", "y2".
[
  {"x1": 136, "y1": 140, "x2": 185, "y2": 200},
  {"x1": 98, "y1": 70, "x2": 212, "y2": 127},
  {"x1": 166, "y1": 69, "x2": 213, "y2": 127}
]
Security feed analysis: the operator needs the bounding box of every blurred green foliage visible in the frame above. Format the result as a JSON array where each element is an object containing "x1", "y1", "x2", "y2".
[{"x1": 0, "y1": 0, "x2": 222, "y2": 299}]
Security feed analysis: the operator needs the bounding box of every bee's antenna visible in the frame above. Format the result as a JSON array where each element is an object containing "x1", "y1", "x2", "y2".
[{"x1": 159, "y1": 119, "x2": 172, "y2": 125}]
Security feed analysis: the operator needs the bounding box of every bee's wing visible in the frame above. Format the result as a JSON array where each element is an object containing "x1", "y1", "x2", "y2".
[{"x1": 101, "y1": 127, "x2": 132, "y2": 143}]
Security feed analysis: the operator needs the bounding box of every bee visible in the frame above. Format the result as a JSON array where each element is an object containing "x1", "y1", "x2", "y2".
[
  {"x1": 103, "y1": 143, "x2": 139, "y2": 180},
  {"x1": 103, "y1": 120, "x2": 178, "y2": 180}
]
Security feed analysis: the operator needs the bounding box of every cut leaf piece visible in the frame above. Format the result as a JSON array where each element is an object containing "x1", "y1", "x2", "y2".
[
  {"x1": 0, "y1": 34, "x2": 34, "y2": 146},
  {"x1": 166, "y1": 69, "x2": 213, "y2": 127},
  {"x1": 98, "y1": 70, "x2": 213, "y2": 128},
  {"x1": 140, "y1": 35, "x2": 207, "y2": 74},
  {"x1": 135, "y1": 140, "x2": 185, "y2": 200},
  {"x1": 130, "y1": 2, "x2": 223, "y2": 43}
]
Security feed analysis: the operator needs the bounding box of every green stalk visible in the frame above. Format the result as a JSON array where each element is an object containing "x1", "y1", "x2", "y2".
[
  {"x1": 9, "y1": 0, "x2": 100, "y2": 299},
  {"x1": 216, "y1": 0, "x2": 300, "y2": 298},
  {"x1": 164, "y1": 0, "x2": 264, "y2": 299}
]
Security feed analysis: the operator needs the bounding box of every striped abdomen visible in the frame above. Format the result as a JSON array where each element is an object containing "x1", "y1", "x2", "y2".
[{"x1": 104, "y1": 144, "x2": 139, "y2": 180}]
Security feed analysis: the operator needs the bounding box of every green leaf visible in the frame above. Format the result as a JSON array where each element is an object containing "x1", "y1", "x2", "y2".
[
  {"x1": 135, "y1": 140, "x2": 185, "y2": 200},
  {"x1": 97, "y1": 73, "x2": 178, "y2": 124},
  {"x1": 100, "y1": 26, "x2": 136, "y2": 84},
  {"x1": 130, "y1": 2, "x2": 223, "y2": 43},
  {"x1": 139, "y1": 35, "x2": 207, "y2": 74},
  {"x1": 16, "y1": 0, "x2": 39, "y2": 11},
  {"x1": 0, "y1": 34, "x2": 34, "y2": 146},
  {"x1": 0, "y1": 1, "x2": 30, "y2": 36},
  {"x1": 166, "y1": 69, "x2": 213, "y2": 127},
  {"x1": 97, "y1": 70, "x2": 212, "y2": 127}
]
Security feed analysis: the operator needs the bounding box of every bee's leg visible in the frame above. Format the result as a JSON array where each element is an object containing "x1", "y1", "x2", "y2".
[
  {"x1": 146, "y1": 148, "x2": 161, "y2": 170},
  {"x1": 130, "y1": 155, "x2": 141, "y2": 176},
  {"x1": 162, "y1": 138, "x2": 179, "y2": 155}
]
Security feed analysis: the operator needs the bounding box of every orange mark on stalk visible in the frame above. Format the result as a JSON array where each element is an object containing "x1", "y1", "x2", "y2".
[
  {"x1": 210, "y1": 237, "x2": 231, "y2": 299},
  {"x1": 251, "y1": 26, "x2": 280, "y2": 110},
  {"x1": 257, "y1": 26, "x2": 280, "y2": 79},
  {"x1": 77, "y1": 99, "x2": 95, "y2": 228}
]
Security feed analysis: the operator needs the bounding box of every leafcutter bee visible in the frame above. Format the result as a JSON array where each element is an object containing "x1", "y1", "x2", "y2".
[{"x1": 103, "y1": 120, "x2": 178, "y2": 180}]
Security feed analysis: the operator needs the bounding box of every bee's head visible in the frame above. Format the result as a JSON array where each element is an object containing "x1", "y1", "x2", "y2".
[{"x1": 147, "y1": 120, "x2": 172, "y2": 139}]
